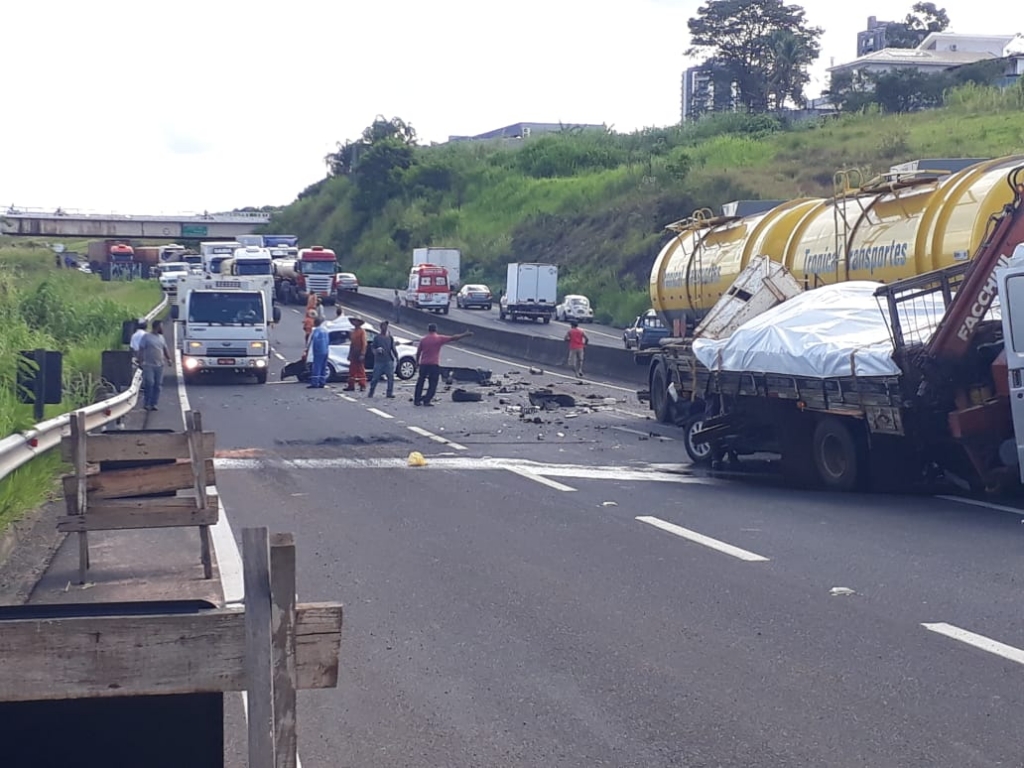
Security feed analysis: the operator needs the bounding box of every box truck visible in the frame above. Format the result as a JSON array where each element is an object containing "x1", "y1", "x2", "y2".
[
  {"x1": 413, "y1": 247, "x2": 460, "y2": 291},
  {"x1": 499, "y1": 263, "x2": 558, "y2": 323}
]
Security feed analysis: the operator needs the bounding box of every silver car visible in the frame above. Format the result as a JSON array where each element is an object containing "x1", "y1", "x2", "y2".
[{"x1": 322, "y1": 318, "x2": 418, "y2": 381}]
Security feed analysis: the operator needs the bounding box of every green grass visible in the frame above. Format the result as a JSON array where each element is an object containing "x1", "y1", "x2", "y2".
[
  {"x1": 269, "y1": 84, "x2": 1024, "y2": 327},
  {"x1": 0, "y1": 245, "x2": 161, "y2": 532}
]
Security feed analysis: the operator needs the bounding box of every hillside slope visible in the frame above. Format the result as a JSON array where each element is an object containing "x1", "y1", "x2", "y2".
[{"x1": 268, "y1": 85, "x2": 1024, "y2": 325}]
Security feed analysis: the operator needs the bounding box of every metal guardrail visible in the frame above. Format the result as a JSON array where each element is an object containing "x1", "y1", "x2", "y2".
[{"x1": 0, "y1": 295, "x2": 169, "y2": 483}]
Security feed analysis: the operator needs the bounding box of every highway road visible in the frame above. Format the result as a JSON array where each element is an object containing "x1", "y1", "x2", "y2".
[
  {"x1": 176, "y1": 305, "x2": 1024, "y2": 767},
  {"x1": 359, "y1": 286, "x2": 629, "y2": 349}
]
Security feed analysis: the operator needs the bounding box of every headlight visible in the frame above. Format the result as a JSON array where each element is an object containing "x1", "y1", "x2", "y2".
[
  {"x1": 188, "y1": 341, "x2": 203, "y2": 350},
  {"x1": 183, "y1": 357, "x2": 200, "y2": 370},
  {"x1": 249, "y1": 341, "x2": 265, "y2": 351}
]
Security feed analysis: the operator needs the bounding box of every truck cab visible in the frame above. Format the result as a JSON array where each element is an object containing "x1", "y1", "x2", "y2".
[
  {"x1": 296, "y1": 246, "x2": 338, "y2": 303},
  {"x1": 200, "y1": 241, "x2": 242, "y2": 276},
  {"x1": 406, "y1": 264, "x2": 451, "y2": 314},
  {"x1": 223, "y1": 246, "x2": 273, "y2": 276}
]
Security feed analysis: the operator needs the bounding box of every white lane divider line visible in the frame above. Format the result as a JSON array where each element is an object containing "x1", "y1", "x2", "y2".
[
  {"x1": 635, "y1": 515, "x2": 770, "y2": 562},
  {"x1": 609, "y1": 424, "x2": 674, "y2": 440},
  {"x1": 505, "y1": 466, "x2": 576, "y2": 491},
  {"x1": 407, "y1": 425, "x2": 468, "y2": 451},
  {"x1": 337, "y1": 392, "x2": 357, "y2": 402},
  {"x1": 922, "y1": 622, "x2": 1024, "y2": 666},
  {"x1": 936, "y1": 495, "x2": 1024, "y2": 517},
  {"x1": 273, "y1": 351, "x2": 286, "y2": 361},
  {"x1": 367, "y1": 407, "x2": 393, "y2": 419}
]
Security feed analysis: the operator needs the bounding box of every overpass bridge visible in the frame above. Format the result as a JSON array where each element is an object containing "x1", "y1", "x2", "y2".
[{"x1": 0, "y1": 207, "x2": 272, "y2": 239}]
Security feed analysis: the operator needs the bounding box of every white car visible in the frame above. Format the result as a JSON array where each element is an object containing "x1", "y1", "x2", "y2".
[
  {"x1": 555, "y1": 294, "x2": 594, "y2": 323},
  {"x1": 158, "y1": 263, "x2": 190, "y2": 291},
  {"x1": 322, "y1": 317, "x2": 418, "y2": 381}
]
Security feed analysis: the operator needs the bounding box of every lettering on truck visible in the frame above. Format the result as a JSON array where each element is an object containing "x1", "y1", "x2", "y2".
[
  {"x1": 664, "y1": 264, "x2": 721, "y2": 288},
  {"x1": 802, "y1": 241, "x2": 909, "y2": 275},
  {"x1": 956, "y1": 252, "x2": 1011, "y2": 341}
]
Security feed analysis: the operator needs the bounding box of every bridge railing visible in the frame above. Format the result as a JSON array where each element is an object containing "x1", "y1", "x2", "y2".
[{"x1": 3, "y1": 206, "x2": 272, "y2": 222}]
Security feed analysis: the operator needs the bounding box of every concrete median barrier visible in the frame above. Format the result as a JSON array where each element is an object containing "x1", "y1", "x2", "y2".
[{"x1": 340, "y1": 291, "x2": 644, "y2": 384}]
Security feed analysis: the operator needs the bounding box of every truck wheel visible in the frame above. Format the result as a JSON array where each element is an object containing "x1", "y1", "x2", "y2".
[
  {"x1": 811, "y1": 417, "x2": 862, "y2": 491},
  {"x1": 650, "y1": 365, "x2": 673, "y2": 424},
  {"x1": 683, "y1": 413, "x2": 713, "y2": 465},
  {"x1": 543, "y1": 316, "x2": 551, "y2": 324},
  {"x1": 255, "y1": 370, "x2": 268, "y2": 384},
  {"x1": 442, "y1": 306, "x2": 449, "y2": 315}
]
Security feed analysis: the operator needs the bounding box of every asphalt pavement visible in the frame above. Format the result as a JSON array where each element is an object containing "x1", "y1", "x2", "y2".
[
  {"x1": 176, "y1": 304, "x2": 1024, "y2": 767},
  {"x1": 359, "y1": 286, "x2": 628, "y2": 349}
]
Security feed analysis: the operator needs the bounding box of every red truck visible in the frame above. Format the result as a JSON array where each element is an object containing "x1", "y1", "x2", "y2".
[{"x1": 271, "y1": 245, "x2": 338, "y2": 304}]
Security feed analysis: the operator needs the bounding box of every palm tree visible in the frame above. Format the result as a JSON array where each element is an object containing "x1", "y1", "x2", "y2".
[{"x1": 767, "y1": 31, "x2": 812, "y2": 110}]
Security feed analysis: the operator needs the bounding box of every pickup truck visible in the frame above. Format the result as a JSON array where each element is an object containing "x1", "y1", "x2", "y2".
[{"x1": 623, "y1": 309, "x2": 669, "y2": 349}]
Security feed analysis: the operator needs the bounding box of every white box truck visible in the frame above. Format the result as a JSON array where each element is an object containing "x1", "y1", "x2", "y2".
[
  {"x1": 412, "y1": 247, "x2": 461, "y2": 291},
  {"x1": 499, "y1": 263, "x2": 558, "y2": 323}
]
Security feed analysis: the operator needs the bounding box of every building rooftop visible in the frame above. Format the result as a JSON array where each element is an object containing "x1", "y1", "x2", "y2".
[
  {"x1": 829, "y1": 47, "x2": 998, "y2": 73},
  {"x1": 447, "y1": 122, "x2": 605, "y2": 142}
]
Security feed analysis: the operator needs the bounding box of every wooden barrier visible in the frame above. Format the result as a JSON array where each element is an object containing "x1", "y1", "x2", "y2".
[
  {"x1": 59, "y1": 409, "x2": 218, "y2": 583},
  {"x1": 0, "y1": 528, "x2": 343, "y2": 767}
]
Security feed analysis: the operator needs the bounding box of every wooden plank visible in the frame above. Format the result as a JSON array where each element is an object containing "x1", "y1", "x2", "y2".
[
  {"x1": 270, "y1": 533, "x2": 298, "y2": 768},
  {"x1": 71, "y1": 411, "x2": 89, "y2": 584},
  {"x1": 61, "y1": 460, "x2": 216, "y2": 500},
  {"x1": 0, "y1": 603, "x2": 343, "y2": 702},
  {"x1": 188, "y1": 411, "x2": 214, "y2": 580},
  {"x1": 61, "y1": 431, "x2": 215, "y2": 463},
  {"x1": 57, "y1": 506, "x2": 219, "y2": 532},
  {"x1": 243, "y1": 527, "x2": 276, "y2": 768}
]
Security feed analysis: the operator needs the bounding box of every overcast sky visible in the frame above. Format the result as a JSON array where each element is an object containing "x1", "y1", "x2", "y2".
[{"x1": 1, "y1": 0, "x2": 1010, "y2": 215}]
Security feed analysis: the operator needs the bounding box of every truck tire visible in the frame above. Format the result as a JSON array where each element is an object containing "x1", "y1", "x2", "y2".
[
  {"x1": 811, "y1": 416, "x2": 862, "y2": 491},
  {"x1": 650, "y1": 364, "x2": 673, "y2": 424},
  {"x1": 255, "y1": 370, "x2": 268, "y2": 384},
  {"x1": 543, "y1": 316, "x2": 551, "y2": 324},
  {"x1": 442, "y1": 305, "x2": 449, "y2": 315},
  {"x1": 683, "y1": 413, "x2": 713, "y2": 465}
]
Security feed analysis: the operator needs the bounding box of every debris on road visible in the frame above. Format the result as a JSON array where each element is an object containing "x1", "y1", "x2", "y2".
[
  {"x1": 829, "y1": 587, "x2": 856, "y2": 596},
  {"x1": 408, "y1": 451, "x2": 428, "y2": 467}
]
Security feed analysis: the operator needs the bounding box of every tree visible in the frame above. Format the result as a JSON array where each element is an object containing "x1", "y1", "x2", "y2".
[
  {"x1": 885, "y1": 3, "x2": 950, "y2": 49},
  {"x1": 872, "y1": 68, "x2": 945, "y2": 112},
  {"x1": 687, "y1": 0, "x2": 823, "y2": 112},
  {"x1": 351, "y1": 140, "x2": 415, "y2": 213},
  {"x1": 325, "y1": 115, "x2": 417, "y2": 176}
]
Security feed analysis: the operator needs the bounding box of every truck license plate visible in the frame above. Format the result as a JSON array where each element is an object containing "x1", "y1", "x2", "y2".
[{"x1": 217, "y1": 358, "x2": 236, "y2": 365}]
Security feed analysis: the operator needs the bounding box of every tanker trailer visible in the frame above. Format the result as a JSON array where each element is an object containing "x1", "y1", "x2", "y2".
[{"x1": 650, "y1": 155, "x2": 1024, "y2": 336}]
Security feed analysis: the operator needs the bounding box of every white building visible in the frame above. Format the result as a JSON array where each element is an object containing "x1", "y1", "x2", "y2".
[{"x1": 829, "y1": 32, "x2": 1017, "y2": 78}]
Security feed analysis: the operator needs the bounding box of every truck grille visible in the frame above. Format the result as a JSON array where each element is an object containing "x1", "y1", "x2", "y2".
[
  {"x1": 306, "y1": 276, "x2": 333, "y2": 294},
  {"x1": 213, "y1": 347, "x2": 248, "y2": 356}
]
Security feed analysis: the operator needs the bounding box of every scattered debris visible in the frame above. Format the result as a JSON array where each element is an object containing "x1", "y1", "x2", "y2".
[
  {"x1": 829, "y1": 587, "x2": 856, "y2": 597},
  {"x1": 556, "y1": 432, "x2": 565, "y2": 438},
  {"x1": 529, "y1": 367, "x2": 544, "y2": 375},
  {"x1": 407, "y1": 452, "x2": 428, "y2": 467},
  {"x1": 601, "y1": 501, "x2": 618, "y2": 507}
]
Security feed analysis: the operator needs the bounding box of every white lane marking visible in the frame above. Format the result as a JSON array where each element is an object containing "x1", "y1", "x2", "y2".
[
  {"x1": 936, "y1": 495, "x2": 1024, "y2": 517},
  {"x1": 353, "y1": 307, "x2": 637, "y2": 394},
  {"x1": 609, "y1": 425, "x2": 674, "y2": 441},
  {"x1": 337, "y1": 392, "x2": 357, "y2": 402},
  {"x1": 291, "y1": 308, "x2": 302, "y2": 314},
  {"x1": 367, "y1": 407, "x2": 394, "y2": 419},
  {"x1": 635, "y1": 515, "x2": 770, "y2": 562},
  {"x1": 922, "y1": 622, "x2": 1024, "y2": 666},
  {"x1": 273, "y1": 351, "x2": 286, "y2": 361},
  {"x1": 174, "y1": 343, "x2": 302, "y2": 766},
  {"x1": 505, "y1": 466, "x2": 576, "y2": 492},
  {"x1": 407, "y1": 425, "x2": 468, "y2": 451}
]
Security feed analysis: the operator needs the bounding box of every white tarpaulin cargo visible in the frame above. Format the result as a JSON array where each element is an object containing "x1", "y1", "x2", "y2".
[{"x1": 691, "y1": 281, "x2": 947, "y2": 378}]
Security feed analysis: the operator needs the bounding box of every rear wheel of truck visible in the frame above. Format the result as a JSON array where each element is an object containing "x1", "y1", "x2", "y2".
[
  {"x1": 683, "y1": 413, "x2": 713, "y2": 465},
  {"x1": 650, "y1": 365, "x2": 673, "y2": 424},
  {"x1": 543, "y1": 316, "x2": 550, "y2": 324},
  {"x1": 811, "y1": 416, "x2": 862, "y2": 491}
]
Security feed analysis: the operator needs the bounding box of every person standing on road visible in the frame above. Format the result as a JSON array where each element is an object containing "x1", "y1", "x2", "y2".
[
  {"x1": 414, "y1": 323, "x2": 473, "y2": 406},
  {"x1": 306, "y1": 317, "x2": 329, "y2": 388},
  {"x1": 344, "y1": 317, "x2": 369, "y2": 392},
  {"x1": 302, "y1": 309, "x2": 317, "y2": 344},
  {"x1": 367, "y1": 320, "x2": 398, "y2": 399},
  {"x1": 138, "y1": 320, "x2": 173, "y2": 411},
  {"x1": 393, "y1": 289, "x2": 403, "y2": 324},
  {"x1": 564, "y1": 320, "x2": 588, "y2": 378}
]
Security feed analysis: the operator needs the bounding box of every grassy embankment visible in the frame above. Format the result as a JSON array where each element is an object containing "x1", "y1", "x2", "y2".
[
  {"x1": 0, "y1": 241, "x2": 161, "y2": 531},
  {"x1": 270, "y1": 83, "x2": 1024, "y2": 326}
]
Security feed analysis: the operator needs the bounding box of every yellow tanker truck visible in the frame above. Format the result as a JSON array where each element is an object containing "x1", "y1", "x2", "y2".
[{"x1": 651, "y1": 155, "x2": 1024, "y2": 335}]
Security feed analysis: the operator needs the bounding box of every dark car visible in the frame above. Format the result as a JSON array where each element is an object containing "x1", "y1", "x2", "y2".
[
  {"x1": 623, "y1": 309, "x2": 670, "y2": 349},
  {"x1": 455, "y1": 283, "x2": 493, "y2": 310}
]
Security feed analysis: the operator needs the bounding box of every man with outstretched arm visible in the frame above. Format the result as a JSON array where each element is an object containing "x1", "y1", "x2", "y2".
[{"x1": 413, "y1": 323, "x2": 473, "y2": 406}]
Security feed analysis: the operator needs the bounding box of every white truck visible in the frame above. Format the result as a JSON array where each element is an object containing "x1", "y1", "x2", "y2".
[
  {"x1": 220, "y1": 246, "x2": 273, "y2": 276},
  {"x1": 499, "y1": 263, "x2": 558, "y2": 323},
  {"x1": 199, "y1": 241, "x2": 243, "y2": 275},
  {"x1": 171, "y1": 274, "x2": 280, "y2": 384},
  {"x1": 413, "y1": 247, "x2": 461, "y2": 292}
]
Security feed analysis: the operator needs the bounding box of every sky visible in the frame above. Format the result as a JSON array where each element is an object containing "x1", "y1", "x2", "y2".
[{"x1": 0, "y1": 0, "x2": 1011, "y2": 215}]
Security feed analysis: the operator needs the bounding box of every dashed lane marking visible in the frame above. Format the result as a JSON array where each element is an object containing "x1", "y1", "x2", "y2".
[
  {"x1": 407, "y1": 425, "x2": 468, "y2": 451},
  {"x1": 505, "y1": 466, "x2": 576, "y2": 491},
  {"x1": 367, "y1": 407, "x2": 394, "y2": 419},
  {"x1": 635, "y1": 515, "x2": 770, "y2": 562},
  {"x1": 273, "y1": 351, "x2": 286, "y2": 361},
  {"x1": 608, "y1": 425, "x2": 674, "y2": 441},
  {"x1": 336, "y1": 392, "x2": 357, "y2": 403},
  {"x1": 922, "y1": 622, "x2": 1024, "y2": 666}
]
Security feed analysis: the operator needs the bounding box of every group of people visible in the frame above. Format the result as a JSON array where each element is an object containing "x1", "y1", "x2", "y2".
[{"x1": 129, "y1": 318, "x2": 173, "y2": 411}]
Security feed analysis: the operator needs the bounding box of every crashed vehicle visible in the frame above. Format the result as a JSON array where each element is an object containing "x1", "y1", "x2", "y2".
[{"x1": 281, "y1": 317, "x2": 419, "y2": 383}]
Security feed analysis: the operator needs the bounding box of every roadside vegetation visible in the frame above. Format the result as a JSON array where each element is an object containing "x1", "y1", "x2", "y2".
[
  {"x1": 268, "y1": 83, "x2": 1024, "y2": 327},
  {"x1": 0, "y1": 241, "x2": 161, "y2": 531}
]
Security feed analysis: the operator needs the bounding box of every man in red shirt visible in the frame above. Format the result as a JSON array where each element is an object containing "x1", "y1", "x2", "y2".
[
  {"x1": 414, "y1": 323, "x2": 473, "y2": 406},
  {"x1": 564, "y1": 320, "x2": 588, "y2": 378}
]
